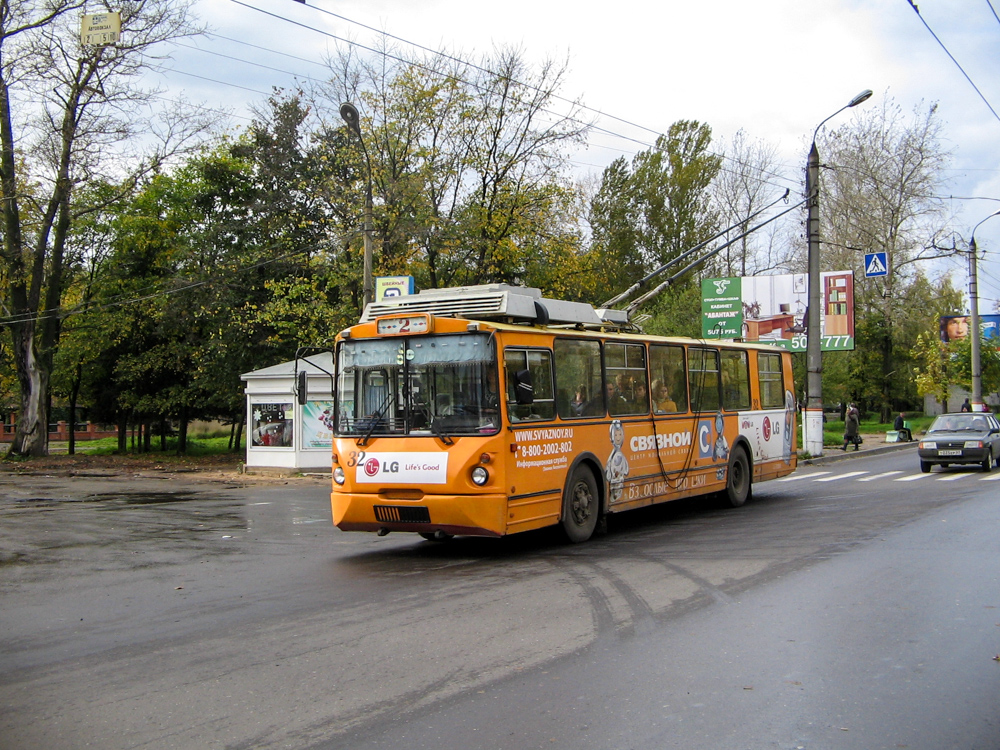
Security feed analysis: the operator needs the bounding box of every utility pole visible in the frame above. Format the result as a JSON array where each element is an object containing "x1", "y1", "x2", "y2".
[
  {"x1": 805, "y1": 141, "x2": 822, "y2": 455},
  {"x1": 968, "y1": 209, "x2": 1000, "y2": 411},
  {"x1": 340, "y1": 102, "x2": 375, "y2": 307},
  {"x1": 803, "y1": 89, "x2": 872, "y2": 457}
]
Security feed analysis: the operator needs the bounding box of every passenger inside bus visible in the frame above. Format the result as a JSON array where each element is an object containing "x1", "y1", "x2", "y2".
[
  {"x1": 605, "y1": 380, "x2": 627, "y2": 414},
  {"x1": 631, "y1": 380, "x2": 650, "y2": 413},
  {"x1": 651, "y1": 379, "x2": 677, "y2": 413}
]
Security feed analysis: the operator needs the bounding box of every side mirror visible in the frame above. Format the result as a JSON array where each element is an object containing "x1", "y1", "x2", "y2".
[
  {"x1": 296, "y1": 370, "x2": 308, "y2": 406},
  {"x1": 513, "y1": 369, "x2": 534, "y2": 405}
]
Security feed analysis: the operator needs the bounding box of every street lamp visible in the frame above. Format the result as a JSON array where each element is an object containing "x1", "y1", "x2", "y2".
[
  {"x1": 804, "y1": 89, "x2": 872, "y2": 457},
  {"x1": 968, "y1": 210, "x2": 1000, "y2": 412},
  {"x1": 340, "y1": 102, "x2": 374, "y2": 307}
]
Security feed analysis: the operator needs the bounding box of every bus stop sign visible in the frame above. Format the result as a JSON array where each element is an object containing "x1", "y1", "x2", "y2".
[{"x1": 864, "y1": 252, "x2": 888, "y2": 277}]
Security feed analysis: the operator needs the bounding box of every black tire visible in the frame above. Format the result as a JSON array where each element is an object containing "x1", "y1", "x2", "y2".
[
  {"x1": 724, "y1": 447, "x2": 751, "y2": 508},
  {"x1": 419, "y1": 531, "x2": 453, "y2": 542},
  {"x1": 983, "y1": 451, "x2": 993, "y2": 472},
  {"x1": 561, "y1": 466, "x2": 599, "y2": 543},
  {"x1": 920, "y1": 460, "x2": 932, "y2": 473}
]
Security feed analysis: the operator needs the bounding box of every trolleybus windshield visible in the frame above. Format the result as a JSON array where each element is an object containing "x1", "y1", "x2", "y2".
[{"x1": 335, "y1": 332, "x2": 499, "y2": 440}]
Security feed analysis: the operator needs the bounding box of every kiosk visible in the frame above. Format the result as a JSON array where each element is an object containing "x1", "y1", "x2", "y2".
[{"x1": 241, "y1": 352, "x2": 334, "y2": 473}]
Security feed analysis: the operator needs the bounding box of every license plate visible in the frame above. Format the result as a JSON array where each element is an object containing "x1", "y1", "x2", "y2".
[{"x1": 938, "y1": 449, "x2": 962, "y2": 456}]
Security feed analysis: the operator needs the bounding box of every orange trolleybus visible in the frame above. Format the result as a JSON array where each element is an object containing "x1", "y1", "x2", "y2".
[{"x1": 328, "y1": 285, "x2": 797, "y2": 543}]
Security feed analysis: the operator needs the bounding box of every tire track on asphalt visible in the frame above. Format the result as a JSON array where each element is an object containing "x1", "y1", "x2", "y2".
[
  {"x1": 635, "y1": 551, "x2": 734, "y2": 605},
  {"x1": 547, "y1": 557, "x2": 617, "y2": 636},
  {"x1": 589, "y1": 560, "x2": 657, "y2": 636}
]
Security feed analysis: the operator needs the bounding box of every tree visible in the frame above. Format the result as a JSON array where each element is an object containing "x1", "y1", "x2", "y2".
[
  {"x1": 944, "y1": 332, "x2": 1000, "y2": 400},
  {"x1": 911, "y1": 332, "x2": 950, "y2": 411},
  {"x1": 817, "y1": 96, "x2": 952, "y2": 419},
  {"x1": 0, "y1": 0, "x2": 209, "y2": 456},
  {"x1": 50, "y1": 179, "x2": 130, "y2": 454},
  {"x1": 318, "y1": 45, "x2": 591, "y2": 294},
  {"x1": 588, "y1": 121, "x2": 722, "y2": 311},
  {"x1": 711, "y1": 129, "x2": 790, "y2": 277}
]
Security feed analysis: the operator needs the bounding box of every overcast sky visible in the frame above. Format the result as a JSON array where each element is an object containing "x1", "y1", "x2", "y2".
[{"x1": 155, "y1": 0, "x2": 1000, "y2": 308}]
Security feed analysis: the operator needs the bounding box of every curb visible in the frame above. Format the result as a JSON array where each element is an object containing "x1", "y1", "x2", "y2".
[{"x1": 800, "y1": 439, "x2": 916, "y2": 467}]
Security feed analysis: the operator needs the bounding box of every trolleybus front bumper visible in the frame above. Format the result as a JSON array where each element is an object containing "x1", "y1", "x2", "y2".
[{"x1": 332, "y1": 491, "x2": 509, "y2": 537}]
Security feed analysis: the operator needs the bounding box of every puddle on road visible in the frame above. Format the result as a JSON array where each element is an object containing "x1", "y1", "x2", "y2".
[
  {"x1": 1, "y1": 491, "x2": 253, "y2": 572},
  {"x1": 12, "y1": 492, "x2": 203, "y2": 506},
  {"x1": 92, "y1": 492, "x2": 203, "y2": 507}
]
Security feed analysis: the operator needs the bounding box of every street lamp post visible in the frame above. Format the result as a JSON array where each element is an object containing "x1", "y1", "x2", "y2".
[
  {"x1": 340, "y1": 102, "x2": 374, "y2": 307},
  {"x1": 804, "y1": 89, "x2": 872, "y2": 457},
  {"x1": 968, "y1": 210, "x2": 1000, "y2": 412}
]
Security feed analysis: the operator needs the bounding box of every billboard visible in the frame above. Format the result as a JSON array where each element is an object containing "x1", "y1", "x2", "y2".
[
  {"x1": 939, "y1": 314, "x2": 1000, "y2": 343},
  {"x1": 702, "y1": 271, "x2": 855, "y2": 351}
]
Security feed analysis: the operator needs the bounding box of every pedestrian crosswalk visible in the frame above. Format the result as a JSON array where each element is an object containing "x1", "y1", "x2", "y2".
[
  {"x1": 857, "y1": 471, "x2": 903, "y2": 482},
  {"x1": 777, "y1": 468, "x2": 1000, "y2": 483}
]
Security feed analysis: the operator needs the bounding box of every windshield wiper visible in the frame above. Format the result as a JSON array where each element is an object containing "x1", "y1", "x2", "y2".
[
  {"x1": 357, "y1": 393, "x2": 395, "y2": 447},
  {"x1": 430, "y1": 416, "x2": 454, "y2": 446},
  {"x1": 410, "y1": 399, "x2": 454, "y2": 445}
]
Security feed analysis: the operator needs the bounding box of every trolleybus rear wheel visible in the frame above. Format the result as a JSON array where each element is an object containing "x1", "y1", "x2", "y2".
[
  {"x1": 724, "y1": 447, "x2": 751, "y2": 508},
  {"x1": 562, "y1": 467, "x2": 599, "y2": 543}
]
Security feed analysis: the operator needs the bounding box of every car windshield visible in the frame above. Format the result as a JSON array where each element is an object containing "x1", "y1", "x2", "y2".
[
  {"x1": 928, "y1": 414, "x2": 987, "y2": 433},
  {"x1": 334, "y1": 332, "x2": 500, "y2": 442}
]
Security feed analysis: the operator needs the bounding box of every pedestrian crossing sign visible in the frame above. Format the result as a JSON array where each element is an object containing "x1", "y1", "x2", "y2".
[{"x1": 864, "y1": 252, "x2": 888, "y2": 277}]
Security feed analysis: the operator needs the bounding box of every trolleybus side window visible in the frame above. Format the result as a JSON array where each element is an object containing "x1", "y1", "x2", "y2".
[
  {"x1": 605, "y1": 342, "x2": 649, "y2": 416},
  {"x1": 554, "y1": 338, "x2": 603, "y2": 419},
  {"x1": 648, "y1": 344, "x2": 687, "y2": 414},
  {"x1": 720, "y1": 349, "x2": 751, "y2": 411},
  {"x1": 503, "y1": 348, "x2": 555, "y2": 421},
  {"x1": 688, "y1": 347, "x2": 720, "y2": 413},
  {"x1": 757, "y1": 352, "x2": 785, "y2": 409}
]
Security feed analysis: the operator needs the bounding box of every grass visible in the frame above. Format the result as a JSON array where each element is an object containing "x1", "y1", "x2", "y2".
[
  {"x1": 47, "y1": 434, "x2": 245, "y2": 456},
  {"x1": 819, "y1": 414, "x2": 935, "y2": 446}
]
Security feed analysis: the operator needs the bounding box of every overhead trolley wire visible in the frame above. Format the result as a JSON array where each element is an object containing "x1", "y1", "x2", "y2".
[
  {"x1": 0, "y1": 238, "x2": 339, "y2": 329},
  {"x1": 226, "y1": 0, "x2": 798, "y2": 192},
  {"x1": 905, "y1": 0, "x2": 1000, "y2": 126},
  {"x1": 987, "y1": 0, "x2": 1000, "y2": 27}
]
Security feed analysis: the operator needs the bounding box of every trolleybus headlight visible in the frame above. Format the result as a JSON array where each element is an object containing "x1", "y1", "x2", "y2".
[
  {"x1": 471, "y1": 466, "x2": 489, "y2": 486},
  {"x1": 333, "y1": 467, "x2": 346, "y2": 485}
]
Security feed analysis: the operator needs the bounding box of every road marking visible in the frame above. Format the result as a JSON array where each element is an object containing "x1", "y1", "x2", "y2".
[
  {"x1": 777, "y1": 471, "x2": 831, "y2": 482},
  {"x1": 858, "y1": 471, "x2": 903, "y2": 482},
  {"x1": 979, "y1": 473, "x2": 1000, "y2": 481},
  {"x1": 895, "y1": 473, "x2": 934, "y2": 482},
  {"x1": 936, "y1": 473, "x2": 970, "y2": 481},
  {"x1": 815, "y1": 471, "x2": 869, "y2": 482}
]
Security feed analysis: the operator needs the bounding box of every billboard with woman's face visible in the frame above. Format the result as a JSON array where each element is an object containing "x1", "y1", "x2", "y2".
[{"x1": 940, "y1": 314, "x2": 1000, "y2": 342}]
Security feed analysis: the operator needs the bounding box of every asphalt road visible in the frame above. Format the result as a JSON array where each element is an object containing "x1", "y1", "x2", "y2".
[{"x1": 1, "y1": 448, "x2": 998, "y2": 750}]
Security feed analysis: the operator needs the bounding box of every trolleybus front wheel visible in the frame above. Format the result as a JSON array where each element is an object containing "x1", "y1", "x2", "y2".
[
  {"x1": 561, "y1": 467, "x2": 599, "y2": 543},
  {"x1": 724, "y1": 447, "x2": 751, "y2": 508},
  {"x1": 419, "y1": 531, "x2": 454, "y2": 542}
]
